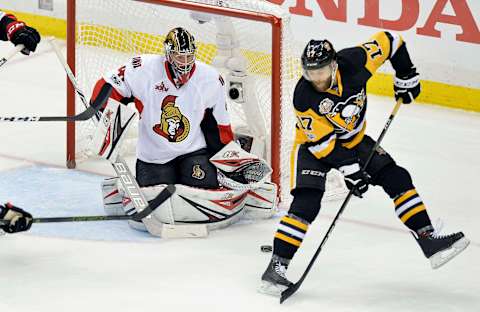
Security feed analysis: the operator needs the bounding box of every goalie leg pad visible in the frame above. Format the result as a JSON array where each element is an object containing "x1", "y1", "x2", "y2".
[
  {"x1": 244, "y1": 181, "x2": 278, "y2": 219},
  {"x1": 101, "y1": 177, "x2": 124, "y2": 216},
  {"x1": 142, "y1": 184, "x2": 249, "y2": 232},
  {"x1": 124, "y1": 185, "x2": 209, "y2": 237}
]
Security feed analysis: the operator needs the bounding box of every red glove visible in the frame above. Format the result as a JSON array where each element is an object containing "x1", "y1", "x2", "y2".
[{"x1": 6, "y1": 15, "x2": 41, "y2": 54}]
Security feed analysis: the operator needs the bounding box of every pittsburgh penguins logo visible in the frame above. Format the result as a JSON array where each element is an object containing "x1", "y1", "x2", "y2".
[
  {"x1": 326, "y1": 89, "x2": 367, "y2": 131},
  {"x1": 192, "y1": 165, "x2": 205, "y2": 180},
  {"x1": 152, "y1": 95, "x2": 190, "y2": 142}
]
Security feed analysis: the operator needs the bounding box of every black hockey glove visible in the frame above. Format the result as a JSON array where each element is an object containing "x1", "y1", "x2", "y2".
[
  {"x1": 0, "y1": 203, "x2": 33, "y2": 233},
  {"x1": 394, "y1": 68, "x2": 420, "y2": 104},
  {"x1": 339, "y1": 163, "x2": 370, "y2": 198},
  {"x1": 7, "y1": 20, "x2": 41, "y2": 55}
]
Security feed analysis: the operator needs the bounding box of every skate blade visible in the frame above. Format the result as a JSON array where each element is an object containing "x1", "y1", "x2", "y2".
[
  {"x1": 430, "y1": 237, "x2": 470, "y2": 269},
  {"x1": 258, "y1": 281, "x2": 288, "y2": 297}
]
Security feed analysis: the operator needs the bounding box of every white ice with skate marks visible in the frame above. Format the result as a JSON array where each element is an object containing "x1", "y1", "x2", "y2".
[{"x1": 0, "y1": 40, "x2": 479, "y2": 312}]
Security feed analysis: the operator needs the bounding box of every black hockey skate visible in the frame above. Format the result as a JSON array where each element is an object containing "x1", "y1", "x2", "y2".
[
  {"x1": 258, "y1": 255, "x2": 293, "y2": 296},
  {"x1": 415, "y1": 230, "x2": 470, "y2": 269}
]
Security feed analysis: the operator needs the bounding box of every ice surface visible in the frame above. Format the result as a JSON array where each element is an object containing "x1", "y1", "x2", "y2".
[{"x1": 0, "y1": 40, "x2": 479, "y2": 312}]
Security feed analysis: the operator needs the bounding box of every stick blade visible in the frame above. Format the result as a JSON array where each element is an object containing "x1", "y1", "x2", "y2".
[{"x1": 280, "y1": 282, "x2": 301, "y2": 304}]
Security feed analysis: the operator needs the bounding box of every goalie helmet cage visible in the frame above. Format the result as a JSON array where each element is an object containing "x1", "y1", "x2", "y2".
[{"x1": 66, "y1": 0, "x2": 346, "y2": 203}]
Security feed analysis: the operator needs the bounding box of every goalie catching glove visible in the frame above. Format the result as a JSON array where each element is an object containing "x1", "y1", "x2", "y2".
[
  {"x1": 0, "y1": 203, "x2": 32, "y2": 233},
  {"x1": 210, "y1": 141, "x2": 272, "y2": 191}
]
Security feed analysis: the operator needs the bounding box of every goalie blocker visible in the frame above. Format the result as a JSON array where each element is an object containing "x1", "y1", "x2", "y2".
[
  {"x1": 90, "y1": 99, "x2": 137, "y2": 162},
  {"x1": 101, "y1": 142, "x2": 278, "y2": 237}
]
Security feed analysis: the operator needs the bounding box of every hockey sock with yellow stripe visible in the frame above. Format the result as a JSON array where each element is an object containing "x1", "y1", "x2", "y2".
[
  {"x1": 273, "y1": 214, "x2": 309, "y2": 260},
  {"x1": 394, "y1": 189, "x2": 433, "y2": 234}
]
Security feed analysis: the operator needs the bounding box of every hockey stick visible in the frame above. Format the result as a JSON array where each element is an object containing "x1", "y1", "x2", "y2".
[
  {"x1": 0, "y1": 39, "x2": 101, "y2": 122},
  {"x1": 0, "y1": 44, "x2": 24, "y2": 68},
  {"x1": 280, "y1": 99, "x2": 403, "y2": 304},
  {"x1": 0, "y1": 103, "x2": 102, "y2": 122},
  {"x1": 49, "y1": 38, "x2": 89, "y2": 108},
  {"x1": 0, "y1": 185, "x2": 175, "y2": 227},
  {"x1": 0, "y1": 215, "x2": 131, "y2": 225}
]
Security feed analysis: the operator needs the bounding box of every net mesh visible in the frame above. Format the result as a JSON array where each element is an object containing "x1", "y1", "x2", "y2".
[{"x1": 73, "y1": 0, "x2": 346, "y2": 204}]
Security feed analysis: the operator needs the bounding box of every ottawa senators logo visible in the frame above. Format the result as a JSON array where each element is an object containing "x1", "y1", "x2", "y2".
[
  {"x1": 153, "y1": 95, "x2": 190, "y2": 142},
  {"x1": 192, "y1": 165, "x2": 205, "y2": 180}
]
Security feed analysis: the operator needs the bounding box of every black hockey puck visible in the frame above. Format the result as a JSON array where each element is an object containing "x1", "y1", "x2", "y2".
[{"x1": 260, "y1": 245, "x2": 273, "y2": 253}]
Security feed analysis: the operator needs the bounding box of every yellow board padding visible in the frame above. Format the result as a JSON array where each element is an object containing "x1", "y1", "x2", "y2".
[
  {"x1": 78, "y1": 24, "x2": 218, "y2": 65},
  {"x1": 3, "y1": 9, "x2": 479, "y2": 113},
  {"x1": 367, "y1": 73, "x2": 480, "y2": 112}
]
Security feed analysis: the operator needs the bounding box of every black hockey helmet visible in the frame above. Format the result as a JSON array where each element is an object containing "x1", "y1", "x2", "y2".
[
  {"x1": 164, "y1": 27, "x2": 197, "y2": 84},
  {"x1": 301, "y1": 39, "x2": 336, "y2": 71}
]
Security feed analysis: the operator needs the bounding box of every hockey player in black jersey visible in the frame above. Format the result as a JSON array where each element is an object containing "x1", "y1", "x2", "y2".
[
  {"x1": 0, "y1": 10, "x2": 40, "y2": 54},
  {"x1": 259, "y1": 31, "x2": 470, "y2": 296}
]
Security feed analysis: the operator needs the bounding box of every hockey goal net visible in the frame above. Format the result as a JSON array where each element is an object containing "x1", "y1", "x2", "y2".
[{"x1": 67, "y1": 0, "x2": 346, "y2": 204}]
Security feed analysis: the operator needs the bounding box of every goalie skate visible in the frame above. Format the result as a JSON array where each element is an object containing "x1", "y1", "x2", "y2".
[{"x1": 415, "y1": 231, "x2": 470, "y2": 269}]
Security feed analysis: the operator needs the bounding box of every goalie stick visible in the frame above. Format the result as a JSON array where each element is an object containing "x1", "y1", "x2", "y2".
[
  {"x1": 0, "y1": 185, "x2": 175, "y2": 227},
  {"x1": 0, "y1": 44, "x2": 24, "y2": 68},
  {"x1": 280, "y1": 99, "x2": 403, "y2": 304}
]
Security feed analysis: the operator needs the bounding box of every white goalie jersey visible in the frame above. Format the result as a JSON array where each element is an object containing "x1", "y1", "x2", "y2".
[{"x1": 97, "y1": 54, "x2": 233, "y2": 164}]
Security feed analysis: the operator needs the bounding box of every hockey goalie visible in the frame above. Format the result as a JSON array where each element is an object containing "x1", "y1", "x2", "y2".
[{"x1": 88, "y1": 27, "x2": 277, "y2": 237}]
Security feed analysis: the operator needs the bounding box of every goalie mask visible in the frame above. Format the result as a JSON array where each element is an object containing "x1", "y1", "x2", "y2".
[
  {"x1": 301, "y1": 39, "x2": 337, "y2": 92},
  {"x1": 164, "y1": 27, "x2": 197, "y2": 86},
  {"x1": 210, "y1": 141, "x2": 272, "y2": 191}
]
